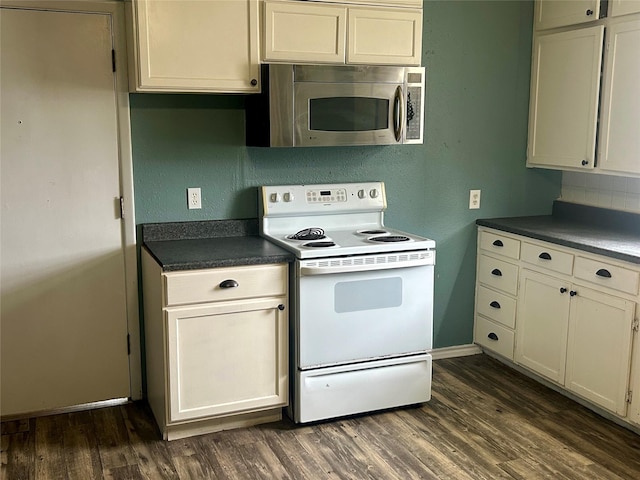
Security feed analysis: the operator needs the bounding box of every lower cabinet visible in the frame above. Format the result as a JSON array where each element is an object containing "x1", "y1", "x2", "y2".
[
  {"x1": 475, "y1": 227, "x2": 639, "y2": 426},
  {"x1": 142, "y1": 249, "x2": 289, "y2": 440}
]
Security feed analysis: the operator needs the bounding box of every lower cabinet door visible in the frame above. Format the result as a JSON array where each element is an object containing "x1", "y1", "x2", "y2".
[
  {"x1": 515, "y1": 270, "x2": 571, "y2": 384},
  {"x1": 165, "y1": 297, "x2": 288, "y2": 422},
  {"x1": 565, "y1": 287, "x2": 635, "y2": 415}
]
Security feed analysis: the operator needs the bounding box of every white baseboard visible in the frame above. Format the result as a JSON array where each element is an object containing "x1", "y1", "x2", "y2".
[{"x1": 430, "y1": 344, "x2": 482, "y2": 360}]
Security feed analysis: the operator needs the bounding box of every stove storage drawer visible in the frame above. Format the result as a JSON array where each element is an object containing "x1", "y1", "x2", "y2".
[{"x1": 164, "y1": 264, "x2": 287, "y2": 306}]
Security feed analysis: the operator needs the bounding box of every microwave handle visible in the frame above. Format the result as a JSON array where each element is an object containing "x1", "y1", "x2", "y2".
[{"x1": 393, "y1": 86, "x2": 404, "y2": 142}]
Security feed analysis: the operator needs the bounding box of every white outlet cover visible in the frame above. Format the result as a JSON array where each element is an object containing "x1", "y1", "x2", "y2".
[{"x1": 187, "y1": 187, "x2": 202, "y2": 209}]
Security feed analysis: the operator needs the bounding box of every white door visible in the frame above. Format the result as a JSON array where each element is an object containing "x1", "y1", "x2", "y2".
[
  {"x1": 527, "y1": 26, "x2": 604, "y2": 170},
  {"x1": 1, "y1": 7, "x2": 130, "y2": 415}
]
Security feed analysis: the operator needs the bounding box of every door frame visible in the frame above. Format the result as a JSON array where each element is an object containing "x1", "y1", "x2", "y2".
[{"x1": 0, "y1": 0, "x2": 141, "y2": 401}]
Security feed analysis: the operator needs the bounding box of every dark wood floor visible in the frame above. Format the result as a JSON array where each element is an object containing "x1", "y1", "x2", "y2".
[{"x1": 3, "y1": 354, "x2": 640, "y2": 479}]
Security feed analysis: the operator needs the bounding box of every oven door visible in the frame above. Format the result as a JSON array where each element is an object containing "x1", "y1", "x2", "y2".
[
  {"x1": 293, "y1": 82, "x2": 403, "y2": 147},
  {"x1": 295, "y1": 259, "x2": 433, "y2": 369}
]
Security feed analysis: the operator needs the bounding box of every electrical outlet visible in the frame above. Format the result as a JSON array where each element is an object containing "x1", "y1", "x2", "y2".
[
  {"x1": 469, "y1": 189, "x2": 481, "y2": 209},
  {"x1": 187, "y1": 187, "x2": 202, "y2": 209}
]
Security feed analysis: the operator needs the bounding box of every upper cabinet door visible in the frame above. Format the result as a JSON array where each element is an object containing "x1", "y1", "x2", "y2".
[
  {"x1": 263, "y1": 1, "x2": 347, "y2": 63},
  {"x1": 534, "y1": 0, "x2": 600, "y2": 30},
  {"x1": 527, "y1": 26, "x2": 604, "y2": 170},
  {"x1": 610, "y1": 0, "x2": 640, "y2": 17},
  {"x1": 347, "y1": 7, "x2": 422, "y2": 66},
  {"x1": 127, "y1": 0, "x2": 260, "y2": 93},
  {"x1": 597, "y1": 18, "x2": 640, "y2": 175}
]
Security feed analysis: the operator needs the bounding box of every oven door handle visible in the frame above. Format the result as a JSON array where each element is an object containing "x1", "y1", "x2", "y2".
[{"x1": 300, "y1": 258, "x2": 433, "y2": 276}]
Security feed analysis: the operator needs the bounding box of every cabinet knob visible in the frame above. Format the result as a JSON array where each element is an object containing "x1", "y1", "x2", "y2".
[
  {"x1": 492, "y1": 240, "x2": 504, "y2": 247},
  {"x1": 596, "y1": 268, "x2": 612, "y2": 278},
  {"x1": 491, "y1": 268, "x2": 502, "y2": 277},
  {"x1": 488, "y1": 332, "x2": 499, "y2": 341},
  {"x1": 250, "y1": 78, "x2": 258, "y2": 86},
  {"x1": 560, "y1": 287, "x2": 567, "y2": 293},
  {"x1": 581, "y1": 159, "x2": 589, "y2": 166},
  {"x1": 489, "y1": 301, "x2": 501, "y2": 309},
  {"x1": 586, "y1": 9, "x2": 594, "y2": 15},
  {"x1": 219, "y1": 279, "x2": 239, "y2": 288},
  {"x1": 570, "y1": 290, "x2": 578, "y2": 297},
  {"x1": 278, "y1": 304, "x2": 285, "y2": 311}
]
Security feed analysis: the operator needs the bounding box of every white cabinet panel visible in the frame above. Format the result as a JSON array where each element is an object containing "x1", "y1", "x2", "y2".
[
  {"x1": 611, "y1": 0, "x2": 640, "y2": 16},
  {"x1": 534, "y1": 0, "x2": 600, "y2": 30},
  {"x1": 347, "y1": 7, "x2": 422, "y2": 66},
  {"x1": 263, "y1": 1, "x2": 346, "y2": 63},
  {"x1": 527, "y1": 26, "x2": 604, "y2": 170},
  {"x1": 566, "y1": 287, "x2": 635, "y2": 415},
  {"x1": 516, "y1": 270, "x2": 571, "y2": 384},
  {"x1": 127, "y1": 0, "x2": 260, "y2": 93},
  {"x1": 167, "y1": 298, "x2": 288, "y2": 422},
  {"x1": 598, "y1": 18, "x2": 640, "y2": 175}
]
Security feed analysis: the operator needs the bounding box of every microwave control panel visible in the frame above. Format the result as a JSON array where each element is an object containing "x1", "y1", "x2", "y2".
[{"x1": 405, "y1": 86, "x2": 423, "y2": 142}]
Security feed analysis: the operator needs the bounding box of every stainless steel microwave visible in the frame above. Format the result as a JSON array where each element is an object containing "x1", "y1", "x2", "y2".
[{"x1": 245, "y1": 64, "x2": 425, "y2": 147}]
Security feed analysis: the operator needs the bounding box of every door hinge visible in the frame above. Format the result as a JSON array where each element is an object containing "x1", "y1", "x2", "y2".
[
  {"x1": 633, "y1": 318, "x2": 639, "y2": 333},
  {"x1": 112, "y1": 49, "x2": 116, "y2": 73},
  {"x1": 626, "y1": 390, "x2": 633, "y2": 404},
  {"x1": 127, "y1": 333, "x2": 131, "y2": 355},
  {"x1": 119, "y1": 196, "x2": 125, "y2": 219}
]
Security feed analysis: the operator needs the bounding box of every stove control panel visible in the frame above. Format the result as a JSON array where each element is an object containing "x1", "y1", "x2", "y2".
[{"x1": 261, "y1": 182, "x2": 387, "y2": 216}]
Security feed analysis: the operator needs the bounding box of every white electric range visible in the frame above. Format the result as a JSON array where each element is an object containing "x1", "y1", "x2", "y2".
[{"x1": 260, "y1": 182, "x2": 435, "y2": 423}]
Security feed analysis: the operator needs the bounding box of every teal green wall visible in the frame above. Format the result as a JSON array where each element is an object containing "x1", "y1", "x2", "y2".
[{"x1": 130, "y1": 1, "x2": 561, "y2": 348}]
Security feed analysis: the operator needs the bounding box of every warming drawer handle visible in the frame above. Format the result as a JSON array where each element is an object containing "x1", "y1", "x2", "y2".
[
  {"x1": 488, "y1": 332, "x2": 499, "y2": 341},
  {"x1": 219, "y1": 279, "x2": 239, "y2": 288},
  {"x1": 489, "y1": 301, "x2": 501, "y2": 309},
  {"x1": 596, "y1": 268, "x2": 612, "y2": 278},
  {"x1": 492, "y1": 240, "x2": 504, "y2": 247},
  {"x1": 538, "y1": 252, "x2": 552, "y2": 260},
  {"x1": 491, "y1": 268, "x2": 502, "y2": 277}
]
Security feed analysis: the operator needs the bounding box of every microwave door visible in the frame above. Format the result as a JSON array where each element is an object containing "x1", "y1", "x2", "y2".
[{"x1": 294, "y1": 83, "x2": 400, "y2": 147}]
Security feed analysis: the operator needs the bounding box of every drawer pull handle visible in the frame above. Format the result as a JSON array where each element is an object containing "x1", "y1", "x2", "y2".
[
  {"x1": 489, "y1": 301, "x2": 501, "y2": 309},
  {"x1": 492, "y1": 240, "x2": 504, "y2": 247},
  {"x1": 278, "y1": 304, "x2": 285, "y2": 311},
  {"x1": 491, "y1": 268, "x2": 502, "y2": 277},
  {"x1": 570, "y1": 290, "x2": 578, "y2": 297},
  {"x1": 538, "y1": 252, "x2": 552, "y2": 260},
  {"x1": 488, "y1": 332, "x2": 499, "y2": 341},
  {"x1": 560, "y1": 287, "x2": 567, "y2": 293},
  {"x1": 219, "y1": 279, "x2": 239, "y2": 288},
  {"x1": 596, "y1": 268, "x2": 612, "y2": 278}
]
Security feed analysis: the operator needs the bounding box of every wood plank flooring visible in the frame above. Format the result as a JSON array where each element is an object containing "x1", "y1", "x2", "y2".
[{"x1": 3, "y1": 354, "x2": 640, "y2": 479}]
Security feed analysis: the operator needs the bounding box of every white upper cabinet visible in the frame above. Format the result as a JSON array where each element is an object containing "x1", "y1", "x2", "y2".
[
  {"x1": 126, "y1": 0, "x2": 260, "y2": 93},
  {"x1": 534, "y1": 0, "x2": 600, "y2": 30},
  {"x1": 598, "y1": 18, "x2": 640, "y2": 175},
  {"x1": 611, "y1": 0, "x2": 640, "y2": 17},
  {"x1": 263, "y1": 0, "x2": 422, "y2": 66},
  {"x1": 527, "y1": 26, "x2": 604, "y2": 170}
]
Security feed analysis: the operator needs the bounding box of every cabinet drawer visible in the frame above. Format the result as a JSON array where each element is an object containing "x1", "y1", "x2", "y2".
[
  {"x1": 164, "y1": 264, "x2": 287, "y2": 306},
  {"x1": 521, "y1": 242, "x2": 574, "y2": 275},
  {"x1": 479, "y1": 231, "x2": 520, "y2": 260},
  {"x1": 476, "y1": 285, "x2": 516, "y2": 329},
  {"x1": 475, "y1": 316, "x2": 514, "y2": 360},
  {"x1": 477, "y1": 255, "x2": 519, "y2": 296},
  {"x1": 574, "y1": 257, "x2": 639, "y2": 296}
]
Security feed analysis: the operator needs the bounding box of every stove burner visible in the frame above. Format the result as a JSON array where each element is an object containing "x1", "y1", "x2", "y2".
[
  {"x1": 303, "y1": 241, "x2": 336, "y2": 248},
  {"x1": 288, "y1": 227, "x2": 326, "y2": 241},
  {"x1": 357, "y1": 229, "x2": 388, "y2": 235},
  {"x1": 369, "y1": 235, "x2": 411, "y2": 243}
]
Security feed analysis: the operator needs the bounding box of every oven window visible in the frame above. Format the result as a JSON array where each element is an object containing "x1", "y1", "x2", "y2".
[
  {"x1": 334, "y1": 277, "x2": 402, "y2": 313},
  {"x1": 309, "y1": 97, "x2": 389, "y2": 132}
]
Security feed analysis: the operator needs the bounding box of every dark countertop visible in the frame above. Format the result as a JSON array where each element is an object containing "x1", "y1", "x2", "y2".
[
  {"x1": 477, "y1": 201, "x2": 640, "y2": 265},
  {"x1": 141, "y1": 219, "x2": 295, "y2": 271}
]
